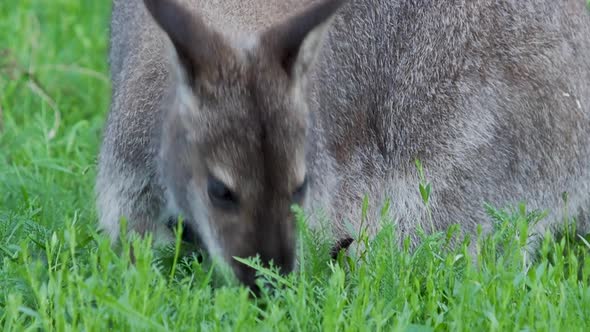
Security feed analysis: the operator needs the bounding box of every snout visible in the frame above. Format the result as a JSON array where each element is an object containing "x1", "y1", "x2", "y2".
[{"x1": 232, "y1": 238, "x2": 296, "y2": 291}]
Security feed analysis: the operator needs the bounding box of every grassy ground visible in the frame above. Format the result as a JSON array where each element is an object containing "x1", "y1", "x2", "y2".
[{"x1": 2, "y1": 1, "x2": 590, "y2": 331}]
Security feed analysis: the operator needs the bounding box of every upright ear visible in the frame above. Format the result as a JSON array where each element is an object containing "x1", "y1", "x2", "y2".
[
  {"x1": 143, "y1": 0, "x2": 228, "y2": 84},
  {"x1": 261, "y1": 0, "x2": 346, "y2": 81}
]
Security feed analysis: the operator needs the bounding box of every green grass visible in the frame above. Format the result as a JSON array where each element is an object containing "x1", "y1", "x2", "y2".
[{"x1": 2, "y1": 1, "x2": 590, "y2": 331}]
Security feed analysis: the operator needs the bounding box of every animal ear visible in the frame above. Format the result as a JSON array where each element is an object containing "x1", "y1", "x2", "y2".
[
  {"x1": 143, "y1": 0, "x2": 228, "y2": 85},
  {"x1": 261, "y1": 0, "x2": 345, "y2": 81}
]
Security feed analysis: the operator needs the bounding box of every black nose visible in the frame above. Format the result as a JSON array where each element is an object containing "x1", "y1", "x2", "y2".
[
  {"x1": 235, "y1": 262, "x2": 293, "y2": 296},
  {"x1": 234, "y1": 244, "x2": 295, "y2": 293},
  {"x1": 235, "y1": 264, "x2": 258, "y2": 291},
  {"x1": 260, "y1": 238, "x2": 296, "y2": 275}
]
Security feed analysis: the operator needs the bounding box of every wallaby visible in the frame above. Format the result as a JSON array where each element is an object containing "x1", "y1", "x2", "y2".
[{"x1": 97, "y1": 0, "x2": 590, "y2": 288}]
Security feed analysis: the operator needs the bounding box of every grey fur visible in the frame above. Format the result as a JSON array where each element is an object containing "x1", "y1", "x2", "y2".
[{"x1": 97, "y1": 0, "x2": 590, "y2": 286}]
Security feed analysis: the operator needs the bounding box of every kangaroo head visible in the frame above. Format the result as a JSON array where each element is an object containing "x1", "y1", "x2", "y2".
[{"x1": 144, "y1": 0, "x2": 344, "y2": 288}]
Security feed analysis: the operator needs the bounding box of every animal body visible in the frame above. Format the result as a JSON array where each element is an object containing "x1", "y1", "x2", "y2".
[{"x1": 97, "y1": 0, "x2": 590, "y2": 287}]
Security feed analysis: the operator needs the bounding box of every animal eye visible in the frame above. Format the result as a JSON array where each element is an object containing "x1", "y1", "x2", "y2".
[
  {"x1": 292, "y1": 175, "x2": 309, "y2": 203},
  {"x1": 207, "y1": 176, "x2": 239, "y2": 210}
]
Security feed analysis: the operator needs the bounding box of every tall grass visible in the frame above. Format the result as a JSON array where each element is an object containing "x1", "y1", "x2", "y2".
[{"x1": 2, "y1": 1, "x2": 590, "y2": 331}]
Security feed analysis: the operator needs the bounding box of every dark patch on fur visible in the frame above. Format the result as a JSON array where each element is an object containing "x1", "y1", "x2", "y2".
[{"x1": 330, "y1": 237, "x2": 354, "y2": 259}]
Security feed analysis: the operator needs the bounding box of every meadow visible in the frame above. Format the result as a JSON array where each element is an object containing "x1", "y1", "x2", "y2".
[{"x1": 2, "y1": 1, "x2": 590, "y2": 331}]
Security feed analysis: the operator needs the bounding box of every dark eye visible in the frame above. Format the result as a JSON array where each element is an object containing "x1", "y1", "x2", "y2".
[
  {"x1": 292, "y1": 176, "x2": 309, "y2": 203},
  {"x1": 207, "y1": 176, "x2": 239, "y2": 210}
]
